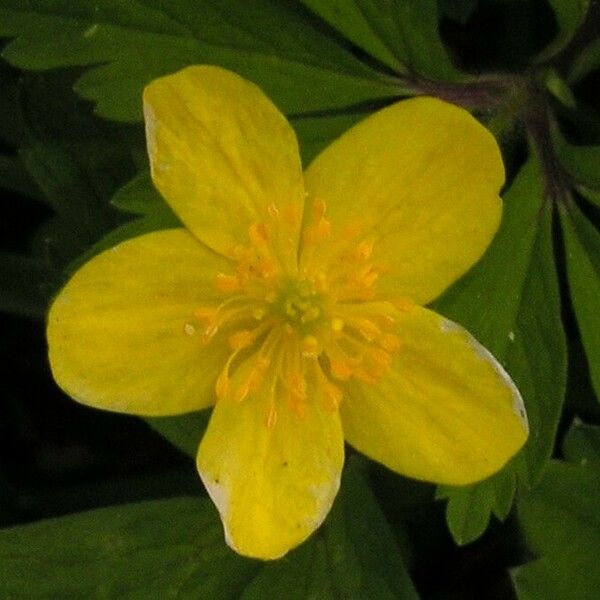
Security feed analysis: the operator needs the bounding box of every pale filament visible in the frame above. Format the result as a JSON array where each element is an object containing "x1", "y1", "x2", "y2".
[{"x1": 186, "y1": 200, "x2": 409, "y2": 427}]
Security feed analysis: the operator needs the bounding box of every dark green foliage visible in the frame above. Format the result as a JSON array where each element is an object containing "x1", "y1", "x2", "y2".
[{"x1": 1, "y1": 0, "x2": 600, "y2": 596}]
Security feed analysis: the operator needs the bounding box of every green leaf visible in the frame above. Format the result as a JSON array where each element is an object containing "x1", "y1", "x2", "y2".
[
  {"x1": 299, "y1": 0, "x2": 404, "y2": 71},
  {"x1": 577, "y1": 185, "x2": 600, "y2": 209},
  {"x1": 554, "y1": 130, "x2": 600, "y2": 190},
  {"x1": 0, "y1": 458, "x2": 416, "y2": 598},
  {"x1": 433, "y1": 155, "x2": 567, "y2": 544},
  {"x1": 569, "y1": 38, "x2": 600, "y2": 82},
  {"x1": 512, "y1": 460, "x2": 600, "y2": 600},
  {"x1": 0, "y1": 153, "x2": 41, "y2": 198},
  {"x1": 0, "y1": 72, "x2": 138, "y2": 317},
  {"x1": 560, "y1": 202, "x2": 600, "y2": 400},
  {"x1": 562, "y1": 419, "x2": 600, "y2": 466},
  {"x1": 0, "y1": 0, "x2": 401, "y2": 122},
  {"x1": 535, "y1": 0, "x2": 590, "y2": 62},
  {"x1": 292, "y1": 110, "x2": 367, "y2": 165},
  {"x1": 0, "y1": 251, "x2": 52, "y2": 318},
  {"x1": 0, "y1": 496, "x2": 259, "y2": 598},
  {"x1": 543, "y1": 68, "x2": 576, "y2": 108},
  {"x1": 67, "y1": 170, "x2": 181, "y2": 273},
  {"x1": 146, "y1": 410, "x2": 211, "y2": 460},
  {"x1": 110, "y1": 170, "x2": 168, "y2": 216},
  {"x1": 242, "y1": 458, "x2": 418, "y2": 600},
  {"x1": 301, "y1": 0, "x2": 462, "y2": 81},
  {"x1": 437, "y1": 0, "x2": 478, "y2": 24}
]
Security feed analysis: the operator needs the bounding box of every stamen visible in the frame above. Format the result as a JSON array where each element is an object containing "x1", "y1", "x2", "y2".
[
  {"x1": 249, "y1": 222, "x2": 269, "y2": 246},
  {"x1": 301, "y1": 335, "x2": 321, "y2": 357},
  {"x1": 215, "y1": 273, "x2": 241, "y2": 294}
]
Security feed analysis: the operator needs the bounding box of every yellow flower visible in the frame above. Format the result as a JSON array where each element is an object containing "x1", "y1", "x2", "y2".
[{"x1": 47, "y1": 66, "x2": 528, "y2": 560}]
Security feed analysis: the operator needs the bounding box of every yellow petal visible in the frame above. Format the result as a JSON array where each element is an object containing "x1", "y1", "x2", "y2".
[
  {"x1": 47, "y1": 229, "x2": 233, "y2": 416},
  {"x1": 302, "y1": 97, "x2": 504, "y2": 305},
  {"x1": 340, "y1": 306, "x2": 527, "y2": 485},
  {"x1": 197, "y1": 357, "x2": 344, "y2": 560},
  {"x1": 144, "y1": 66, "x2": 305, "y2": 271}
]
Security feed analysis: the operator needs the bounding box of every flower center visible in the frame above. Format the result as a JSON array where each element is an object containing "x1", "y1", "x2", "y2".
[
  {"x1": 185, "y1": 201, "x2": 410, "y2": 427},
  {"x1": 275, "y1": 278, "x2": 325, "y2": 332}
]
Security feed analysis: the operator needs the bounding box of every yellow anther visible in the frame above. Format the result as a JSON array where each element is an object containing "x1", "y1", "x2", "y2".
[
  {"x1": 356, "y1": 241, "x2": 373, "y2": 260},
  {"x1": 195, "y1": 307, "x2": 216, "y2": 321},
  {"x1": 252, "y1": 308, "x2": 266, "y2": 321},
  {"x1": 301, "y1": 335, "x2": 321, "y2": 357},
  {"x1": 249, "y1": 222, "x2": 269, "y2": 246},
  {"x1": 363, "y1": 268, "x2": 379, "y2": 287},
  {"x1": 267, "y1": 203, "x2": 279, "y2": 218},
  {"x1": 230, "y1": 244, "x2": 246, "y2": 259},
  {"x1": 352, "y1": 318, "x2": 380, "y2": 341},
  {"x1": 330, "y1": 359, "x2": 352, "y2": 381},
  {"x1": 341, "y1": 222, "x2": 362, "y2": 240},
  {"x1": 228, "y1": 330, "x2": 255, "y2": 350},
  {"x1": 369, "y1": 348, "x2": 391, "y2": 367},
  {"x1": 282, "y1": 203, "x2": 299, "y2": 226},
  {"x1": 331, "y1": 318, "x2": 344, "y2": 333},
  {"x1": 380, "y1": 333, "x2": 401, "y2": 351},
  {"x1": 315, "y1": 272, "x2": 328, "y2": 293},
  {"x1": 303, "y1": 218, "x2": 331, "y2": 246},
  {"x1": 215, "y1": 273, "x2": 241, "y2": 294},
  {"x1": 312, "y1": 199, "x2": 326, "y2": 220},
  {"x1": 300, "y1": 306, "x2": 320, "y2": 324}
]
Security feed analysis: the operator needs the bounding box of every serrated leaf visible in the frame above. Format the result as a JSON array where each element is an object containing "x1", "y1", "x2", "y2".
[
  {"x1": 508, "y1": 206, "x2": 566, "y2": 485},
  {"x1": 301, "y1": 0, "x2": 462, "y2": 81},
  {"x1": 299, "y1": 0, "x2": 404, "y2": 71},
  {"x1": 535, "y1": 0, "x2": 590, "y2": 62},
  {"x1": 517, "y1": 418, "x2": 600, "y2": 598},
  {"x1": 562, "y1": 419, "x2": 600, "y2": 466},
  {"x1": 512, "y1": 460, "x2": 600, "y2": 600},
  {"x1": 433, "y1": 155, "x2": 567, "y2": 545},
  {"x1": 0, "y1": 458, "x2": 416, "y2": 598},
  {"x1": 0, "y1": 72, "x2": 138, "y2": 319},
  {"x1": 0, "y1": 0, "x2": 402, "y2": 123},
  {"x1": 560, "y1": 202, "x2": 600, "y2": 400}
]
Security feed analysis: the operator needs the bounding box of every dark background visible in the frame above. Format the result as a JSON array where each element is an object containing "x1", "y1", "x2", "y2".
[{"x1": 2, "y1": 1, "x2": 599, "y2": 597}]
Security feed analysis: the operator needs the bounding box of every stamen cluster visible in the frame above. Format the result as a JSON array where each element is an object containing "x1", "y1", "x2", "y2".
[{"x1": 185, "y1": 200, "x2": 406, "y2": 427}]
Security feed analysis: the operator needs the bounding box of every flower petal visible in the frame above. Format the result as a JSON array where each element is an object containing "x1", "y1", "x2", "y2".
[
  {"x1": 144, "y1": 66, "x2": 305, "y2": 271},
  {"x1": 303, "y1": 97, "x2": 504, "y2": 304},
  {"x1": 197, "y1": 359, "x2": 344, "y2": 560},
  {"x1": 47, "y1": 229, "x2": 233, "y2": 416},
  {"x1": 340, "y1": 306, "x2": 527, "y2": 485}
]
